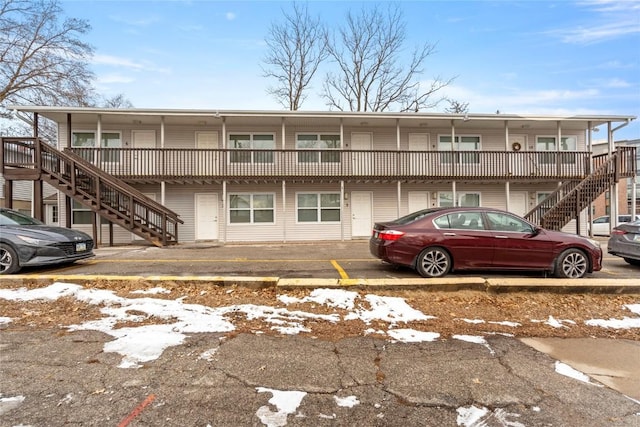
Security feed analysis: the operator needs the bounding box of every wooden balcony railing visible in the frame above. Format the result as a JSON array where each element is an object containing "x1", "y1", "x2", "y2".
[{"x1": 63, "y1": 148, "x2": 601, "y2": 182}]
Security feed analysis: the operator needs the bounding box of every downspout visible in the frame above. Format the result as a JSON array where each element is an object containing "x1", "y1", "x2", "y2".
[
  {"x1": 610, "y1": 119, "x2": 633, "y2": 229},
  {"x1": 608, "y1": 122, "x2": 617, "y2": 233}
]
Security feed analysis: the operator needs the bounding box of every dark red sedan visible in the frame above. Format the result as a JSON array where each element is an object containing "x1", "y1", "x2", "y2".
[{"x1": 370, "y1": 207, "x2": 602, "y2": 278}]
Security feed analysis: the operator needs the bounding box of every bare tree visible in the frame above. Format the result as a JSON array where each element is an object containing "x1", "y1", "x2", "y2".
[
  {"x1": 0, "y1": 0, "x2": 94, "y2": 116},
  {"x1": 101, "y1": 93, "x2": 134, "y2": 109},
  {"x1": 322, "y1": 4, "x2": 452, "y2": 112},
  {"x1": 444, "y1": 98, "x2": 470, "y2": 114},
  {"x1": 262, "y1": 2, "x2": 328, "y2": 110}
]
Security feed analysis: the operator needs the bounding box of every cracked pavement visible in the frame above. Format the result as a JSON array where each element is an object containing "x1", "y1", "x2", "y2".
[{"x1": 1, "y1": 330, "x2": 639, "y2": 426}]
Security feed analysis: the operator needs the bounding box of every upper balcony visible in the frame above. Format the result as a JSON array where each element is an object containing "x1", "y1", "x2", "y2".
[
  {"x1": 2, "y1": 138, "x2": 636, "y2": 184},
  {"x1": 70, "y1": 147, "x2": 604, "y2": 183}
]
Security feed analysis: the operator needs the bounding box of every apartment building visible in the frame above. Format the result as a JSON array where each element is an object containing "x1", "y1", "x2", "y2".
[{"x1": 1, "y1": 107, "x2": 636, "y2": 246}]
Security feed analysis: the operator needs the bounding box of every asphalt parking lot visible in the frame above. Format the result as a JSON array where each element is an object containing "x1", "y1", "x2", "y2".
[{"x1": 5, "y1": 238, "x2": 640, "y2": 287}]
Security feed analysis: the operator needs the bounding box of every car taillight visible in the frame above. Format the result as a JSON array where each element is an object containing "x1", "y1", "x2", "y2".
[
  {"x1": 611, "y1": 229, "x2": 627, "y2": 235},
  {"x1": 378, "y1": 230, "x2": 405, "y2": 241}
]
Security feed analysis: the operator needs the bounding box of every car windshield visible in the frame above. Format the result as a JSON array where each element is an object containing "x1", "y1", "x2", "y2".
[
  {"x1": 392, "y1": 208, "x2": 442, "y2": 225},
  {"x1": 0, "y1": 210, "x2": 44, "y2": 226}
]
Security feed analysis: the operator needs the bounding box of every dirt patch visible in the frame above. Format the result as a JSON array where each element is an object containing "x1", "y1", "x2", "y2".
[{"x1": 0, "y1": 280, "x2": 638, "y2": 341}]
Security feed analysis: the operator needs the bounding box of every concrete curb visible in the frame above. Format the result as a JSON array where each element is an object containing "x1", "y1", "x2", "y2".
[{"x1": 1, "y1": 275, "x2": 639, "y2": 294}]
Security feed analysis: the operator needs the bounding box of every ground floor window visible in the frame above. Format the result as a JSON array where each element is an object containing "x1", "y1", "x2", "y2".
[
  {"x1": 438, "y1": 192, "x2": 481, "y2": 207},
  {"x1": 229, "y1": 193, "x2": 275, "y2": 224},
  {"x1": 297, "y1": 193, "x2": 341, "y2": 222},
  {"x1": 72, "y1": 200, "x2": 92, "y2": 224}
]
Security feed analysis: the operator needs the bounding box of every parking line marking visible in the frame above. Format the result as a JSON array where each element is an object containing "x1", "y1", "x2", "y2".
[{"x1": 330, "y1": 260, "x2": 349, "y2": 279}]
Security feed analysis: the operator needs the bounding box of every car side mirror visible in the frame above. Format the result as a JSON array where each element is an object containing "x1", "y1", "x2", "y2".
[{"x1": 531, "y1": 226, "x2": 542, "y2": 236}]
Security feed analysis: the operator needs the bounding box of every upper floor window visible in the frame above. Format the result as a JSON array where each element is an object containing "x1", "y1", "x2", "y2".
[
  {"x1": 72, "y1": 131, "x2": 121, "y2": 163},
  {"x1": 296, "y1": 134, "x2": 341, "y2": 163},
  {"x1": 438, "y1": 135, "x2": 480, "y2": 164},
  {"x1": 228, "y1": 134, "x2": 275, "y2": 163},
  {"x1": 536, "y1": 136, "x2": 577, "y2": 164}
]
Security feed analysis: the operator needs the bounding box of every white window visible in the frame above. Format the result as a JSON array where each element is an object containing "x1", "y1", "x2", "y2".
[
  {"x1": 297, "y1": 193, "x2": 341, "y2": 223},
  {"x1": 438, "y1": 192, "x2": 480, "y2": 207},
  {"x1": 72, "y1": 131, "x2": 122, "y2": 163},
  {"x1": 536, "y1": 136, "x2": 577, "y2": 164},
  {"x1": 228, "y1": 134, "x2": 275, "y2": 163},
  {"x1": 296, "y1": 134, "x2": 341, "y2": 163},
  {"x1": 228, "y1": 193, "x2": 275, "y2": 224},
  {"x1": 438, "y1": 135, "x2": 481, "y2": 164},
  {"x1": 72, "y1": 200, "x2": 91, "y2": 224}
]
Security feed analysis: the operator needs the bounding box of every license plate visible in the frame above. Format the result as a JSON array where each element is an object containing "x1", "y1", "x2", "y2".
[{"x1": 76, "y1": 242, "x2": 87, "y2": 252}]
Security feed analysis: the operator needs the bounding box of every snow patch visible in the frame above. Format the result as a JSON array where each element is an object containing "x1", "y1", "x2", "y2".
[
  {"x1": 256, "y1": 388, "x2": 306, "y2": 427},
  {"x1": 555, "y1": 361, "x2": 603, "y2": 387},
  {"x1": 334, "y1": 395, "x2": 360, "y2": 408},
  {"x1": 388, "y1": 328, "x2": 440, "y2": 343}
]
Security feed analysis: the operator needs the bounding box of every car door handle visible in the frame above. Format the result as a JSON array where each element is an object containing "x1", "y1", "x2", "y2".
[
  {"x1": 443, "y1": 232, "x2": 457, "y2": 236},
  {"x1": 495, "y1": 235, "x2": 508, "y2": 239}
]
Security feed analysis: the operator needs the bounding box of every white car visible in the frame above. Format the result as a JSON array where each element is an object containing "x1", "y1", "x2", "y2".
[{"x1": 591, "y1": 214, "x2": 639, "y2": 236}]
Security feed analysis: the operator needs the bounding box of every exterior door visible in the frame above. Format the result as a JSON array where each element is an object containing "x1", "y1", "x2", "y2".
[
  {"x1": 351, "y1": 191, "x2": 373, "y2": 238},
  {"x1": 196, "y1": 132, "x2": 219, "y2": 176},
  {"x1": 195, "y1": 193, "x2": 219, "y2": 240},
  {"x1": 351, "y1": 133, "x2": 372, "y2": 176},
  {"x1": 132, "y1": 130, "x2": 156, "y2": 176},
  {"x1": 510, "y1": 192, "x2": 528, "y2": 216},
  {"x1": 408, "y1": 191, "x2": 430, "y2": 214},
  {"x1": 408, "y1": 133, "x2": 429, "y2": 175}
]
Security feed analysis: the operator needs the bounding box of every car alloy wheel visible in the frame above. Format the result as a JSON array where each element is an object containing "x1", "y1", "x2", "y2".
[
  {"x1": 416, "y1": 247, "x2": 451, "y2": 278},
  {"x1": 0, "y1": 243, "x2": 20, "y2": 275},
  {"x1": 556, "y1": 249, "x2": 588, "y2": 279}
]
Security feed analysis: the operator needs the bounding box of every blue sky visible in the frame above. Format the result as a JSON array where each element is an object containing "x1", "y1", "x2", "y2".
[{"x1": 62, "y1": 0, "x2": 640, "y2": 140}]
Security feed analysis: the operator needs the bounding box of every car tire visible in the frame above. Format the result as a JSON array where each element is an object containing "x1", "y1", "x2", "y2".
[
  {"x1": 0, "y1": 243, "x2": 20, "y2": 275},
  {"x1": 623, "y1": 258, "x2": 640, "y2": 266},
  {"x1": 555, "y1": 248, "x2": 588, "y2": 278},
  {"x1": 416, "y1": 247, "x2": 451, "y2": 278}
]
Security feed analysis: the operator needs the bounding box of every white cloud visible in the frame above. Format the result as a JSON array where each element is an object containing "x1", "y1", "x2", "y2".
[
  {"x1": 97, "y1": 73, "x2": 135, "y2": 85},
  {"x1": 226, "y1": 12, "x2": 236, "y2": 21}
]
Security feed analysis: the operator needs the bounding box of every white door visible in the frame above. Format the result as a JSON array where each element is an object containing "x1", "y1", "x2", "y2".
[
  {"x1": 195, "y1": 193, "x2": 219, "y2": 240},
  {"x1": 45, "y1": 204, "x2": 59, "y2": 226},
  {"x1": 408, "y1": 133, "x2": 429, "y2": 175},
  {"x1": 351, "y1": 191, "x2": 373, "y2": 238},
  {"x1": 351, "y1": 133, "x2": 372, "y2": 176},
  {"x1": 196, "y1": 131, "x2": 219, "y2": 176},
  {"x1": 408, "y1": 192, "x2": 430, "y2": 214},
  {"x1": 510, "y1": 192, "x2": 528, "y2": 216},
  {"x1": 132, "y1": 130, "x2": 156, "y2": 175}
]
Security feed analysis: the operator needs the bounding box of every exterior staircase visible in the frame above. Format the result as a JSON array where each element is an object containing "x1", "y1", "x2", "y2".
[
  {"x1": 524, "y1": 147, "x2": 637, "y2": 231},
  {"x1": 1, "y1": 137, "x2": 182, "y2": 246}
]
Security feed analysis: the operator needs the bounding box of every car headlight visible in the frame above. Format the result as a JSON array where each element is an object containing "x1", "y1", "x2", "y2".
[{"x1": 17, "y1": 235, "x2": 55, "y2": 246}]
